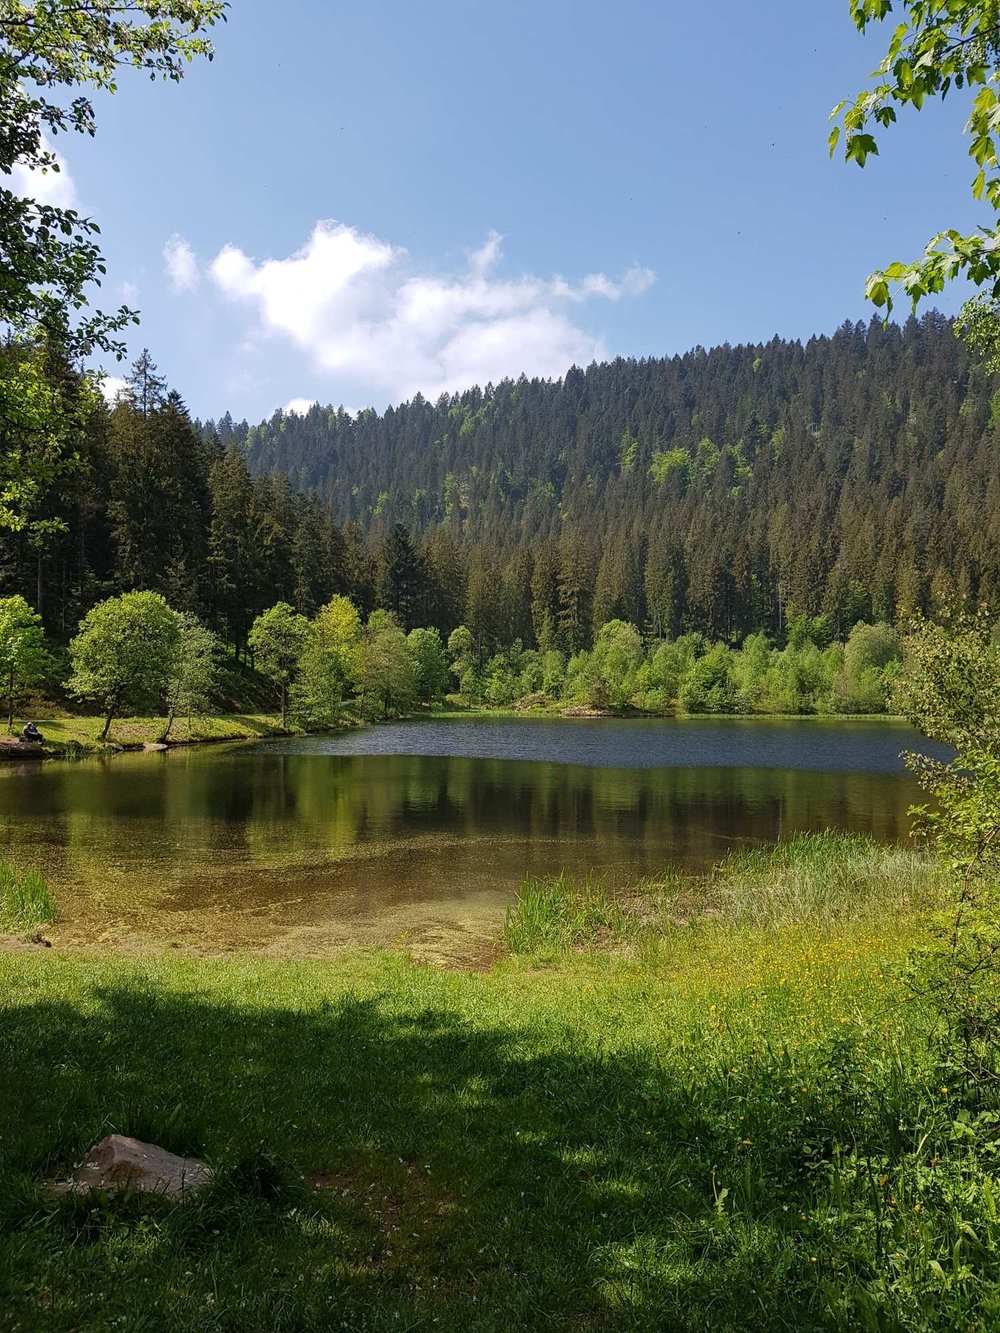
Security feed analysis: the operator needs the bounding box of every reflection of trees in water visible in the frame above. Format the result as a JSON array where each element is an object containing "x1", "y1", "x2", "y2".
[{"x1": 0, "y1": 750, "x2": 919, "y2": 900}]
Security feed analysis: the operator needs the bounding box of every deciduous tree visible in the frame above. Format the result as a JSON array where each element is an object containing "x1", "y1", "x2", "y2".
[
  {"x1": 833, "y1": 1, "x2": 1000, "y2": 315},
  {"x1": 406, "y1": 627, "x2": 449, "y2": 704},
  {"x1": 354, "y1": 610, "x2": 415, "y2": 719},
  {"x1": 248, "y1": 602, "x2": 309, "y2": 728},
  {"x1": 68, "y1": 591, "x2": 181, "y2": 739},
  {"x1": 162, "y1": 613, "x2": 218, "y2": 741},
  {"x1": 0, "y1": 1, "x2": 227, "y2": 535},
  {"x1": 0, "y1": 594, "x2": 49, "y2": 730},
  {"x1": 295, "y1": 595, "x2": 361, "y2": 726}
]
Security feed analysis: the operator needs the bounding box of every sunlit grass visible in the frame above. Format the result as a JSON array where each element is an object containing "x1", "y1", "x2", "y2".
[
  {"x1": 502, "y1": 871, "x2": 653, "y2": 954},
  {"x1": 711, "y1": 830, "x2": 943, "y2": 928},
  {"x1": 22, "y1": 712, "x2": 289, "y2": 752}
]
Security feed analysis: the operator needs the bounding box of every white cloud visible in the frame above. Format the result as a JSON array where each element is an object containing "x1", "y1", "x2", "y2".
[
  {"x1": 283, "y1": 397, "x2": 317, "y2": 416},
  {"x1": 164, "y1": 234, "x2": 199, "y2": 293},
  {"x1": 100, "y1": 374, "x2": 127, "y2": 405},
  {"x1": 206, "y1": 220, "x2": 655, "y2": 402},
  {"x1": 9, "y1": 135, "x2": 78, "y2": 210}
]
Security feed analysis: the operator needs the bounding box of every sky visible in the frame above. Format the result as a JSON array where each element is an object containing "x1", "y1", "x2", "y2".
[{"x1": 15, "y1": 0, "x2": 988, "y2": 422}]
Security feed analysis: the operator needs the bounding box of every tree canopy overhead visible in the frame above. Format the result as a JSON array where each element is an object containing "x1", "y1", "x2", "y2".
[
  {"x1": 0, "y1": 1, "x2": 227, "y2": 540},
  {"x1": 833, "y1": 1, "x2": 1000, "y2": 313},
  {"x1": 1, "y1": 0, "x2": 228, "y2": 355}
]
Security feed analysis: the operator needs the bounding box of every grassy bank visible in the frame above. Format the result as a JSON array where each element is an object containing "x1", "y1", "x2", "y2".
[
  {"x1": 3, "y1": 712, "x2": 291, "y2": 754},
  {"x1": 1, "y1": 838, "x2": 995, "y2": 1331}
]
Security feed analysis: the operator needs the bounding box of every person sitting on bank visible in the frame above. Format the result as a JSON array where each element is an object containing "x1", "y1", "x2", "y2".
[{"x1": 20, "y1": 722, "x2": 43, "y2": 745}]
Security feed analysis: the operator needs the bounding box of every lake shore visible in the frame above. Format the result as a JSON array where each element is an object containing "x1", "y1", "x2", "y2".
[
  {"x1": 0, "y1": 712, "x2": 329, "y2": 758},
  {"x1": 433, "y1": 702, "x2": 907, "y2": 723}
]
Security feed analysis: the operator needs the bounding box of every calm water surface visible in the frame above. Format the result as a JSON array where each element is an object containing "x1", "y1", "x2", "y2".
[{"x1": 0, "y1": 716, "x2": 940, "y2": 962}]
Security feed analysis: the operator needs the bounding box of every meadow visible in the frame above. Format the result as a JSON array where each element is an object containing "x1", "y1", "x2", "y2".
[{"x1": 2, "y1": 835, "x2": 996, "y2": 1331}]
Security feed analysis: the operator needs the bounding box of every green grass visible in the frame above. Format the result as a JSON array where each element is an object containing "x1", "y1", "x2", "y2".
[
  {"x1": 0, "y1": 861, "x2": 56, "y2": 936},
  {"x1": 8, "y1": 712, "x2": 291, "y2": 754},
  {"x1": 503, "y1": 833, "x2": 942, "y2": 958},
  {"x1": 710, "y1": 831, "x2": 944, "y2": 929},
  {"x1": 502, "y1": 871, "x2": 654, "y2": 954},
  {"x1": 1, "y1": 837, "x2": 997, "y2": 1330}
]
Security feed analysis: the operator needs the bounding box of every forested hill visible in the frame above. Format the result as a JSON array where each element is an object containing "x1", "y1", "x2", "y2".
[{"x1": 206, "y1": 312, "x2": 1000, "y2": 644}]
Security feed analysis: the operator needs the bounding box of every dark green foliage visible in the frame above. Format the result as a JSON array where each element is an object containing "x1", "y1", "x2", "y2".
[{"x1": 226, "y1": 316, "x2": 995, "y2": 652}]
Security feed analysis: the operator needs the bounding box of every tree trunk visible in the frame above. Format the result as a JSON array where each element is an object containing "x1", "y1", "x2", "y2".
[
  {"x1": 161, "y1": 704, "x2": 176, "y2": 743},
  {"x1": 280, "y1": 681, "x2": 287, "y2": 729},
  {"x1": 7, "y1": 668, "x2": 14, "y2": 734},
  {"x1": 100, "y1": 700, "x2": 117, "y2": 741}
]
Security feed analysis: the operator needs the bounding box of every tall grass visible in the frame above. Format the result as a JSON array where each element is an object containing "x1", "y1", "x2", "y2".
[
  {"x1": 502, "y1": 872, "x2": 649, "y2": 955},
  {"x1": 712, "y1": 831, "x2": 942, "y2": 929},
  {"x1": 504, "y1": 832, "x2": 942, "y2": 956},
  {"x1": 0, "y1": 860, "x2": 56, "y2": 934}
]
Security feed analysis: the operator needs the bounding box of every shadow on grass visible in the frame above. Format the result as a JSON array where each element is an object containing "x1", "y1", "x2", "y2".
[{"x1": 0, "y1": 982, "x2": 856, "y2": 1331}]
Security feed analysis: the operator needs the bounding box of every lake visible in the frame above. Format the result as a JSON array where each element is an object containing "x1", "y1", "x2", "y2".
[{"x1": 0, "y1": 716, "x2": 939, "y2": 963}]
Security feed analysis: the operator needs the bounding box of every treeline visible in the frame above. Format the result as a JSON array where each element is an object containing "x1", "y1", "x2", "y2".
[
  {"x1": 452, "y1": 615, "x2": 901, "y2": 716},
  {"x1": 213, "y1": 312, "x2": 1000, "y2": 647},
  {"x1": 1, "y1": 585, "x2": 900, "y2": 738}
]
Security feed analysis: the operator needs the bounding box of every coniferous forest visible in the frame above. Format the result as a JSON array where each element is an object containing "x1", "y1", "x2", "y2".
[
  {"x1": 220, "y1": 312, "x2": 997, "y2": 649},
  {"x1": 3, "y1": 314, "x2": 996, "y2": 687}
]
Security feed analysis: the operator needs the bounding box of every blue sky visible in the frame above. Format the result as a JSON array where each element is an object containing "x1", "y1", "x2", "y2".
[{"x1": 23, "y1": 0, "x2": 985, "y2": 421}]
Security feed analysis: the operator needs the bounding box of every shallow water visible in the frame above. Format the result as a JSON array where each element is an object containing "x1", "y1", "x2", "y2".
[{"x1": 0, "y1": 716, "x2": 940, "y2": 963}]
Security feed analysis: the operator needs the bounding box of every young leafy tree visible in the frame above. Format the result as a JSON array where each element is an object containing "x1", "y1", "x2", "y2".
[
  {"x1": 836, "y1": 620, "x2": 900, "y2": 712},
  {"x1": 894, "y1": 608, "x2": 1000, "y2": 1084},
  {"x1": 248, "y1": 602, "x2": 310, "y2": 727},
  {"x1": 406, "y1": 627, "x2": 449, "y2": 705},
  {"x1": 161, "y1": 613, "x2": 219, "y2": 741},
  {"x1": 447, "y1": 624, "x2": 482, "y2": 701},
  {"x1": 295, "y1": 594, "x2": 361, "y2": 726},
  {"x1": 587, "y1": 619, "x2": 644, "y2": 710},
  {"x1": 0, "y1": 1, "x2": 227, "y2": 351},
  {"x1": 68, "y1": 592, "x2": 182, "y2": 739},
  {"x1": 354, "y1": 610, "x2": 416, "y2": 720},
  {"x1": 0, "y1": 595, "x2": 49, "y2": 731},
  {"x1": 678, "y1": 643, "x2": 735, "y2": 715}
]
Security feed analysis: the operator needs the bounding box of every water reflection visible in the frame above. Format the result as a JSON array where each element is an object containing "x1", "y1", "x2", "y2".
[{"x1": 0, "y1": 718, "x2": 932, "y2": 960}]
